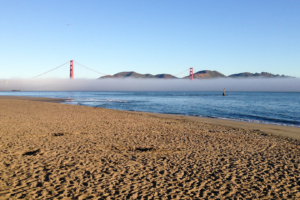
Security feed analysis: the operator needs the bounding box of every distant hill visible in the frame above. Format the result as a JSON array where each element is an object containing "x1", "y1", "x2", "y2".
[
  {"x1": 154, "y1": 74, "x2": 177, "y2": 79},
  {"x1": 182, "y1": 70, "x2": 226, "y2": 79},
  {"x1": 187, "y1": 70, "x2": 226, "y2": 79},
  {"x1": 229, "y1": 72, "x2": 291, "y2": 78},
  {"x1": 100, "y1": 71, "x2": 177, "y2": 79},
  {"x1": 99, "y1": 70, "x2": 292, "y2": 79}
]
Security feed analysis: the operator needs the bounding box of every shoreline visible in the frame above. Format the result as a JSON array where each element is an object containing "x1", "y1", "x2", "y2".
[
  {"x1": 0, "y1": 95, "x2": 67, "y2": 102},
  {"x1": 1, "y1": 95, "x2": 299, "y2": 140},
  {"x1": 0, "y1": 92, "x2": 300, "y2": 130},
  {"x1": 124, "y1": 111, "x2": 300, "y2": 140}
]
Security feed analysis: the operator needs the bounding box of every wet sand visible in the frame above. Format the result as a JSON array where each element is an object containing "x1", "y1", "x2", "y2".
[
  {"x1": 0, "y1": 96, "x2": 300, "y2": 199},
  {"x1": 0, "y1": 96, "x2": 66, "y2": 102}
]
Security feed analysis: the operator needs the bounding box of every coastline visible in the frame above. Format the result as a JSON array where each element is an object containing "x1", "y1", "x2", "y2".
[
  {"x1": 0, "y1": 95, "x2": 67, "y2": 102},
  {"x1": 125, "y1": 111, "x2": 300, "y2": 140},
  {"x1": 0, "y1": 97, "x2": 300, "y2": 198},
  {"x1": 1, "y1": 95, "x2": 299, "y2": 139}
]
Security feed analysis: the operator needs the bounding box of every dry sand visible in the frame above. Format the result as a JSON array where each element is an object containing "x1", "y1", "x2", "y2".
[{"x1": 0, "y1": 96, "x2": 300, "y2": 199}]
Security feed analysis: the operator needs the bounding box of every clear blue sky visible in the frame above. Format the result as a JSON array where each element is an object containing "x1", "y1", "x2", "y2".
[{"x1": 1, "y1": 0, "x2": 299, "y2": 79}]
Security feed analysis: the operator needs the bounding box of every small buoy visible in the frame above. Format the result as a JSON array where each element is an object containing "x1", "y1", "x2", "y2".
[{"x1": 223, "y1": 88, "x2": 226, "y2": 96}]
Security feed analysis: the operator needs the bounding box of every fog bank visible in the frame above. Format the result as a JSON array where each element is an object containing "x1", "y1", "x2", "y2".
[{"x1": 0, "y1": 78, "x2": 299, "y2": 92}]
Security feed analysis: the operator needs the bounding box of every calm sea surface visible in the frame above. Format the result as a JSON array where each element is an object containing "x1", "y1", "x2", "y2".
[{"x1": 1, "y1": 91, "x2": 299, "y2": 128}]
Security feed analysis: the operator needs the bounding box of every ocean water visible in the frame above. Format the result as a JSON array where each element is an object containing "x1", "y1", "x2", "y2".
[{"x1": 1, "y1": 91, "x2": 299, "y2": 128}]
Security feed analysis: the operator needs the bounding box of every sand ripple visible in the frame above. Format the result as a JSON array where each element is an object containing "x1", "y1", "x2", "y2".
[{"x1": 0, "y1": 99, "x2": 300, "y2": 199}]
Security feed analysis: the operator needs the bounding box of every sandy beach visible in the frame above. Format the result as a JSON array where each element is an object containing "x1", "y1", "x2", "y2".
[{"x1": 0, "y1": 96, "x2": 300, "y2": 199}]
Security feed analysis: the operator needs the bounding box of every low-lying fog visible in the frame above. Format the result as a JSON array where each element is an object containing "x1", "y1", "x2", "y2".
[{"x1": 0, "y1": 78, "x2": 299, "y2": 92}]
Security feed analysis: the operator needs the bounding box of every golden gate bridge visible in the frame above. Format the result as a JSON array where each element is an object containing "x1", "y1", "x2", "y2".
[{"x1": 29, "y1": 60, "x2": 194, "y2": 80}]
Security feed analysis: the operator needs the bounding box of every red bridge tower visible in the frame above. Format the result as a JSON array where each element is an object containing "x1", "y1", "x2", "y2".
[
  {"x1": 190, "y1": 68, "x2": 193, "y2": 80},
  {"x1": 70, "y1": 60, "x2": 74, "y2": 79}
]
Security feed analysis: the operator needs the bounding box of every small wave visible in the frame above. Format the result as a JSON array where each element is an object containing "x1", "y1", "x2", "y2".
[
  {"x1": 208, "y1": 116, "x2": 300, "y2": 128},
  {"x1": 234, "y1": 114, "x2": 300, "y2": 126},
  {"x1": 106, "y1": 99, "x2": 128, "y2": 103}
]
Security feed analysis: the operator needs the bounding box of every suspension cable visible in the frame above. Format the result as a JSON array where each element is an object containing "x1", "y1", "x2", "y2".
[
  {"x1": 74, "y1": 61, "x2": 191, "y2": 79},
  {"x1": 74, "y1": 61, "x2": 106, "y2": 75},
  {"x1": 29, "y1": 61, "x2": 69, "y2": 79},
  {"x1": 163, "y1": 68, "x2": 190, "y2": 79}
]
